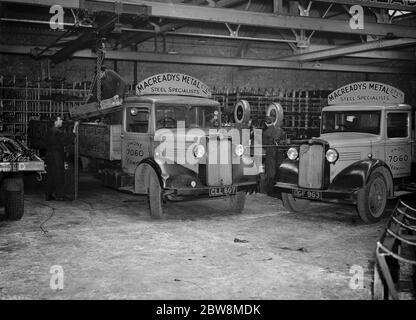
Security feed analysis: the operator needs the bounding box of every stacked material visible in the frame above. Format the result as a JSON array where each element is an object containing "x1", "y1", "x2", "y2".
[
  {"x1": 0, "y1": 137, "x2": 36, "y2": 162},
  {"x1": 374, "y1": 195, "x2": 416, "y2": 300}
]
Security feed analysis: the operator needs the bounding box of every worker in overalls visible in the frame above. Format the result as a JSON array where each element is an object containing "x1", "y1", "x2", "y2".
[
  {"x1": 87, "y1": 65, "x2": 126, "y2": 103},
  {"x1": 262, "y1": 116, "x2": 285, "y2": 195},
  {"x1": 44, "y1": 116, "x2": 79, "y2": 201}
]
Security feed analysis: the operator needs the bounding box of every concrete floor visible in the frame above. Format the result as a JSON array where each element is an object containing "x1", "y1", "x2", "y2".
[{"x1": 0, "y1": 174, "x2": 388, "y2": 300}]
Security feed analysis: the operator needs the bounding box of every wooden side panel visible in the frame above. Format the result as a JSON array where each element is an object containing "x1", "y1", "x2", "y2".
[
  {"x1": 110, "y1": 124, "x2": 122, "y2": 161},
  {"x1": 78, "y1": 123, "x2": 111, "y2": 160},
  {"x1": 298, "y1": 144, "x2": 324, "y2": 189}
]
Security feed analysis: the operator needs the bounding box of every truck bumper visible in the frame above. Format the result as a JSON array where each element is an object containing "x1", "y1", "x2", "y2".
[
  {"x1": 166, "y1": 181, "x2": 258, "y2": 198},
  {"x1": 0, "y1": 161, "x2": 45, "y2": 173},
  {"x1": 275, "y1": 182, "x2": 358, "y2": 205}
]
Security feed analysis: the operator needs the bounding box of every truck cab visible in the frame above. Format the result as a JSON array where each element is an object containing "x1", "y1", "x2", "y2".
[
  {"x1": 75, "y1": 73, "x2": 259, "y2": 218},
  {"x1": 275, "y1": 82, "x2": 415, "y2": 223}
]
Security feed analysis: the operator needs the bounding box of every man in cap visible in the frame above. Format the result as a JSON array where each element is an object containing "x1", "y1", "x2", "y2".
[
  {"x1": 262, "y1": 116, "x2": 285, "y2": 195},
  {"x1": 44, "y1": 116, "x2": 79, "y2": 201},
  {"x1": 87, "y1": 65, "x2": 126, "y2": 103}
]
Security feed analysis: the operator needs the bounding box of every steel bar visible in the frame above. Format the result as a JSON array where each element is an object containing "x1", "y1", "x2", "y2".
[
  {"x1": 283, "y1": 38, "x2": 416, "y2": 61},
  {"x1": 109, "y1": 0, "x2": 416, "y2": 38},
  {"x1": 294, "y1": 0, "x2": 416, "y2": 13},
  {"x1": 1, "y1": 44, "x2": 415, "y2": 74}
]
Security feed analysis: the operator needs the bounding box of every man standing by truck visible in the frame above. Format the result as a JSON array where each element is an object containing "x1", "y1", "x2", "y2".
[
  {"x1": 262, "y1": 116, "x2": 285, "y2": 195},
  {"x1": 87, "y1": 65, "x2": 126, "y2": 103},
  {"x1": 44, "y1": 116, "x2": 79, "y2": 201}
]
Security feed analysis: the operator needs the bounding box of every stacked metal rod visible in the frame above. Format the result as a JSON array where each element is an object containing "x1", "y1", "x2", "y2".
[
  {"x1": 374, "y1": 196, "x2": 416, "y2": 300},
  {"x1": 0, "y1": 136, "x2": 37, "y2": 162}
]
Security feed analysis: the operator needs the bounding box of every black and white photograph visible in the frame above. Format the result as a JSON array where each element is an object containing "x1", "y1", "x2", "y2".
[{"x1": 0, "y1": 0, "x2": 415, "y2": 306}]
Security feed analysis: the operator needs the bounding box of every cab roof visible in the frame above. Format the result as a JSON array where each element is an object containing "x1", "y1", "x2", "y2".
[
  {"x1": 124, "y1": 95, "x2": 220, "y2": 107},
  {"x1": 322, "y1": 103, "x2": 412, "y2": 112}
]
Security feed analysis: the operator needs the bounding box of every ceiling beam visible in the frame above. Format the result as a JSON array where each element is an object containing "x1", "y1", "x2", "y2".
[
  {"x1": 299, "y1": 44, "x2": 416, "y2": 61},
  {"x1": 1, "y1": 44, "x2": 415, "y2": 74},
  {"x1": 119, "y1": 0, "x2": 246, "y2": 47},
  {"x1": 0, "y1": 0, "x2": 80, "y2": 8},
  {"x1": 5, "y1": 0, "x2": 416, "y2": 38},
  {"x1": 283, "y1": 38, "x2": 416, "y2": 61},
  {"x1": 348, "y1": 50, "x2": 416, "y2": 60},
  {"x1": 100, "y1": 0, "x2": 416, "y2": 38},
  {"x1": 297, "y1": 0, "x2": 416, "y2": 12},
  {"x1": 216, "y1": 0, "x2": 247, "y2": 7}
]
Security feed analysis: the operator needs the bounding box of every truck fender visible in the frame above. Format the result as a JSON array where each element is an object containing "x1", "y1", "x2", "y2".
[
  {"x1": 330, "y1": 159, "x2": 393, "y2": 197},
  {"x1": 276, "y1": 159, "x2": 299, "y2": 185},
  {"x1": 134, "y1": 158, "x2": 163, "y2": 194}
]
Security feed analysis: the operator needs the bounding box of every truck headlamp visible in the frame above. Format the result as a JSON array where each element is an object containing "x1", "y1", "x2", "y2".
[
  {"x1": 326, "y1": 148, "x2": 339, "y2": 163},
  {"x1": 193, "y1": 145, "x2": 205, "y2": 159},
  {"x1": 287, "y1": 147, "x2": 298, "y2": 160},
  {"x1": 130, "y1": 108, "x2": 138, "y2": 116},
  {"x1": 234, "y1": 144, "x2": 245, "y2": 157}
]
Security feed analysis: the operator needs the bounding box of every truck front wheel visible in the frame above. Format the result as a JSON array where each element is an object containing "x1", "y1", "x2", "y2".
[
  {"x1": 357, "y1": 172, "x2": 387, "y2": 223},
  {"x1": 2, "y1": 174, "x2": 25, "y2": 221},
  {"x1": 229, "y1": 191, "x2": 246, "y2": 213},
  {"x1": 281, "y1": 192, "x2": 310, "y2": 213},
  {"x1": 147, "y1": 168, "x2": 163, "y2": 219}
]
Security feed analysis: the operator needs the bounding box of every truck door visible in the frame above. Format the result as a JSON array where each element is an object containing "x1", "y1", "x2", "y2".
[
  {"x1": 385, "y1": 111, "x2": 412, "y2": 178},
  {"x1": 122, "y1": 104, "x2": 151, "y2": 175}
]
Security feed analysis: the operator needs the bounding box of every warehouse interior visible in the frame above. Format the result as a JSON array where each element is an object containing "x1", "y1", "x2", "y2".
[{"x1": 1, "y1": 0, "x2": 416, "y2": 301}]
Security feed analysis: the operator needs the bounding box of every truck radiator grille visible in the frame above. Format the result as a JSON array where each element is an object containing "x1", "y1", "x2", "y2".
[
  {"x1": 206, "y1": 139, "x2": 232, "y2": 186},
  {"x1": 339, "y1": 152, "x2": 361, "y2": 161},
  {"x1": 298, "y1": 143, "x2": 325, "y2": 189}
]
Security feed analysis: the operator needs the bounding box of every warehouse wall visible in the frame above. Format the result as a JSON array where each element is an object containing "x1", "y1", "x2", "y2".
[{"x1": 1, "y1": 52, "x2": 415, "y2": 101}]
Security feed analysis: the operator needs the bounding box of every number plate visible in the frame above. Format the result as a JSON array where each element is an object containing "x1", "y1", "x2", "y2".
[
  {"x1": 292, "y1": 189, "x2": 322, "y2": 200},
  {"x1": 209, "y1": 185, "x2": 237, "y2": 197}
]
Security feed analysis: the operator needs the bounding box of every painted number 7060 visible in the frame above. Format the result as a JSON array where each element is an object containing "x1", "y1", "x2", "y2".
[{"x1": 388, "y1": 154, "x2": 409, "y2": 163}]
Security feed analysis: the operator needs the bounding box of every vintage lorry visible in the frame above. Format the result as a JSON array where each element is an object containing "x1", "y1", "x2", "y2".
[
  {"x1": 69, "y1": 73, "x2": 259, "y2": 218},
  {"x1": 275, "y1": 82, "x2": 415, "y2": 223},
  {"x1": 0, "y1": 136, "x2": 44, "y2": 220}
]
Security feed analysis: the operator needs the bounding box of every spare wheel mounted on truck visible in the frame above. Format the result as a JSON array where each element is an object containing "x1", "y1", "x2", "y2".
[
  {"x1": 275, "y1": 82, "x2": 415, "y2": 223},
  {"x1": 70, "y1": 73, "x2": 259, "y2": 219}
]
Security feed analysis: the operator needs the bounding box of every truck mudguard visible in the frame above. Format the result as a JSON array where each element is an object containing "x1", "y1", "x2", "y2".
[
  {"x1": 277, "y1": 158, "x2": 393, "y2": 195},
  {"x1": 329, "y1": 159, "x2": 394, "y2": 195},
  {"x1": 276, "y1": 159, "x2": 299, "y2": 185}
]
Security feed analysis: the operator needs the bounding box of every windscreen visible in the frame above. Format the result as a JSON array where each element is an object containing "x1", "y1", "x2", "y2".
[
  {"x1": 156, "y1": 104, "x2": 220, "y2": 129},
  {"x1": 322, "y1": 110, "x2": 381, "y2": 135}
]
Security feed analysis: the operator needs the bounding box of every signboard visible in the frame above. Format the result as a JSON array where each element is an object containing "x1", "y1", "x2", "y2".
[
  {"x1": 135, "y1": 73, "x2": 212, "y2": 98},
  {"x1": 328, "y1": 82, "x2": 405, "y2": 105}
]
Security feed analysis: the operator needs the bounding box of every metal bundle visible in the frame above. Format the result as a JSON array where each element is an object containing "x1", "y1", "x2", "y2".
[{"x1": 0, "y1": 137, "x2": 35, "y2": 162}]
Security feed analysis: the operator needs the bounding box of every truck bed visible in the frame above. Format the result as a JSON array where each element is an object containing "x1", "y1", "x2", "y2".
[{"x1": 78, "y1": 123, "x2": 122, "y2": 161}]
